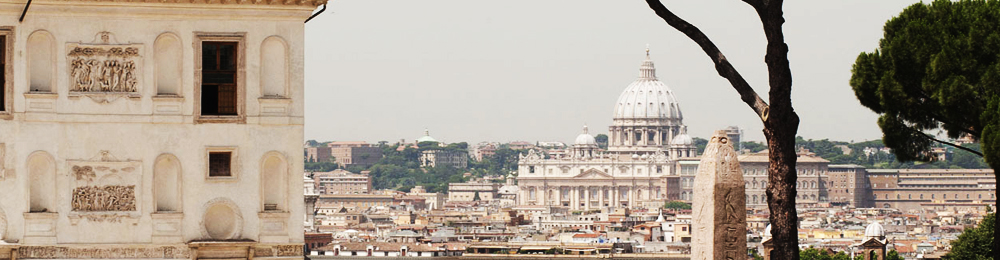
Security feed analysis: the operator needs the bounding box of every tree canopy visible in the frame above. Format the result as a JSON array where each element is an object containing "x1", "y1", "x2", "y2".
[
  {"x1": 850, "y1": 0, "x2": 1000, "y2": 164},
  {"x1": 851, "y1": 2, "x2": 1000, "y2": 254},
  {"x1": 944, "y1": 212, "x2": 994, "y2": 260}
]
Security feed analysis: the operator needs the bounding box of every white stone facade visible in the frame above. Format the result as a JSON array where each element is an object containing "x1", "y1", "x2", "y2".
[
  {"x1": 0, "y1": 0, "x2": 322, "y2": 258},
  {"x1": 516, "y1": 50, "x2": 696, "y2": 211}
]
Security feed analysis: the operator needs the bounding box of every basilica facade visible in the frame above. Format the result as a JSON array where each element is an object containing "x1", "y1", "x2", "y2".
[{"x1": 516, "y1": 50, "x2": 698, "y2": 210}]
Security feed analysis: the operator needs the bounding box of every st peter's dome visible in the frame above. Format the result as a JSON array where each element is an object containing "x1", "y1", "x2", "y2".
[{"x1": 613, "y1": 50, "x2": 683, "y2": 121}]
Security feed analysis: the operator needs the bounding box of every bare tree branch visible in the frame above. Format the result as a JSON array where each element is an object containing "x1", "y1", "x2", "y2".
[
  {"x1": 917, "y1": 130, "x2": 985, "y2": 157},
  {"x1": 644, "y1": 0, "x2": 770, "y2": 122},
  {"x1": 741, "y1": 0, "x2": 763, "y2": 10}
]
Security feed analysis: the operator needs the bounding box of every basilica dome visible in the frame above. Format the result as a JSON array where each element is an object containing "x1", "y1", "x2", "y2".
[
  {"x1": 574, "y1": 125, "x2": 597, "y2": 146},
  {"x1": 613, "y1": 51, "x2": 682, "y2": 120},
  {"x1": 671, "y1": 127, "x2": 694, "y2": 146}
]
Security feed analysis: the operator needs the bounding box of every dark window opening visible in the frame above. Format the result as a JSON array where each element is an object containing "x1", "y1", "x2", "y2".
[
  {"x1": 0, "y1": 35, "x2": 5, "y2": 112},
  {"x1": 209, "y1": 152, "x2": 232, "y2": 177},
  {"x1": 202, "y1": 42, "x2": 237, "y2": 116}
]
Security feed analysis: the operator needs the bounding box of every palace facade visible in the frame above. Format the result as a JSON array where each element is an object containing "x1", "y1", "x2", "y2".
[
  {"x1": 516, "y1": 50, "x2": 698, "y2": 210},
  {"x1": 0, "y1": 1, "x2": 323, "y2": 259}
]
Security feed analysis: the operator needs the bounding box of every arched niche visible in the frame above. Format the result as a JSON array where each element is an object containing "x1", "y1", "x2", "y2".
[
  {"x1": 154, "y1": 33, "x2": 183, "y2": 96},
  {"x1": 0, "y1": 205, "x2": 7, "y2": 241},
  {"x1": 201, "y1": 198, "x2": 242, "y2": 240},
  {"x1": 259, "y1": 36, "x2": 287, "y2": 97},
  {"x1": 153, "y1": 153, "x2": 182, "y2": 212},
  {"x1": 27, "y1": 151, "x2": 56, "y2": 212},
  {"x1": 27, "y1": 31, "x2": 55, "y2": 92},
  {"x1": 260, "y1": 151, "x2": 287, "y2": 212}
]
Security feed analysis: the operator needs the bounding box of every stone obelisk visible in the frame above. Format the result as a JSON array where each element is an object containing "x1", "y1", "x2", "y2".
[{"x1": 691, "y1": 130, "x2": 747, "y2": 260}]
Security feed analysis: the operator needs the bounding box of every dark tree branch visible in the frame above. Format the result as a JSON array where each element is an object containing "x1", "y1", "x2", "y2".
[
  {"x1": 644, "y1": 0, "x2": 770, "y2": 122},
  {"x1": 916, "y1": 130, "x2": 985, "y2": 157},
  {"x1": 741, "y1": 0, "x2": 763, "y2": 10}
]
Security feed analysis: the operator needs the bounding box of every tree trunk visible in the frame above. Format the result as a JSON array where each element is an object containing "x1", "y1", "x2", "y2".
[
  {"x1": 643, "y1": 0, "x2": 800, "y2": 258},
  {"x1": 764, "y1": 103, "x2": 799, "y2": 260}
]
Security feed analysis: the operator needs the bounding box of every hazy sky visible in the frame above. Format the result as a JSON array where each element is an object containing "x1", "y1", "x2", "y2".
[{"x1": 303, "y1": 0, "x2": 922, "y2": 144}]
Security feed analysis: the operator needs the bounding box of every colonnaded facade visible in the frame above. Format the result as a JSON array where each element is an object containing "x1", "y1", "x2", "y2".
[
  {"x1": 516, "y1": 49, "x2": 698, "y2": 210},
  {"x1": 0, "y1": 0, "x2": 323, "y2": 259}
]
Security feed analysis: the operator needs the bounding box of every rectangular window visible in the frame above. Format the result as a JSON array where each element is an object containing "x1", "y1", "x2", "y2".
[
  {"x1": 0, "y1": 28, "x2": 11, "y2": 118},
  {"x1": 0, "y1": 35, "x2": 5, "y2": 112},
  {"x1": 201, "y1": 42, "x2": 237, "y2": 115},
  {"x1": 209, "y1": 152, "x2": 232, "y2": 177},
  {"x1": 194, "y1": 32, "x2": 245, "y2": 123}
]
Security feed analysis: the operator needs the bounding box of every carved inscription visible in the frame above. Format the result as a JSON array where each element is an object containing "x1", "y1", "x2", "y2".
[
  {"x1": 19, "y1": 246, "x2": 190, "y2": 259},
  {"x1": 68, "y1": 46, "x2": 140, "y2": 93},
  {"x1": 71, "y1": 185, "x2": 136, "y2": 211}
]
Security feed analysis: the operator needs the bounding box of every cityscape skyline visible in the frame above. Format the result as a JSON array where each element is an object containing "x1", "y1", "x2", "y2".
[{"x1": 303, "y1": 0, "x2": 923, "y2": 144}]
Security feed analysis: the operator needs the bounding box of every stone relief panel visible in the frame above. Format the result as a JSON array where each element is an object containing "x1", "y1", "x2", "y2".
[
  {"x1": 18, "y1": 246, "x2": 190, "y2": 259},
  {"x1": 66, "y1": 151, "x2": 142, "y2": 224},
  {"x1": 66, "y1": 32, "x2": 143, "y2": 103}
]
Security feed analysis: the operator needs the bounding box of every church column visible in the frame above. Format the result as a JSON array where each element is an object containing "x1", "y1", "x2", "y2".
[
  {"x1": 628, "y1": 186, "x2": 635, "y2": 208},
  {"x1": 555, "y1": 186, "x2": 562, "y2": 206},
  {"x1": 571, "y1": 188, "x2": 578, "y2": 210},
  {"x1": 584, "y1": 187, "x2": 591, "y2": 211},
  {"x1": 599, "y1": 186, "x2": 605, "y2": 208}
]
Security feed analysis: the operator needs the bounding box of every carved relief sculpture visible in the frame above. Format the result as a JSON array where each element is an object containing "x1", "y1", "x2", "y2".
[
  {"x1": 71, "y1": 185, "x2": 136, "y2": 211},
  {"x1": 67, "y1": 32, "x2": 143, "y2": 96}
]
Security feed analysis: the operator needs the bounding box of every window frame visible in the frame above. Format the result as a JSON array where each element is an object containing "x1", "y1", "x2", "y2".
[
  {"x1": 205, "y1": 146, "x2": 238, "y2": 181},
  {"x1": 0, "y1": 27, "x2": 12, "y2": 119},
  {"x1": 193, "y1": 32, "x2": 246, "y2": 124}
]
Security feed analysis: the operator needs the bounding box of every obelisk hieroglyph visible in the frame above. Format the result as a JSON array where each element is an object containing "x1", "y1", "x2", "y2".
[{"x1": 691, "y1": 130, "x2": 747, "y2": 260}]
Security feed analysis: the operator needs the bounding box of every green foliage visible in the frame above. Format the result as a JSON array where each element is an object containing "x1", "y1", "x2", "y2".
[
  {"x1": 742, "y1": 141, "x2": 767, "y2": 153},
  {"x1": 944, "y1": 213, "x2": 994, "y2": 260},
  {"x1": 799, "y1": 248, "x2": 851, "y2": 260},
  {"x1": 304, "y1": 161, "x2": 338, "y2": 172},
  {"x1": 850, "y1": 0, "x2": 1000, "y2": 166},
  {"x1": 886, "y1": 250, "x2": 905, "y2": 260},
  {"x1": 595, "y1": 134, "x2": 609, "y2": 149},
  {"x1": 984, "y1": 97, "x2": 1000, "y2": 170},
  {"x1": 792, "y1": 137, "x2": 988, "y2": 169},
  {"x1": 663, "y1": 201, "x2": 691, "y2": 210},
  {"x1": 694, "y1": 137, "x2": 709, "y2": 154}
]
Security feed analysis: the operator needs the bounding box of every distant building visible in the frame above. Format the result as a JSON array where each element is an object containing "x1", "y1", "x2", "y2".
[
  {"x1": 448, "y1": 180, "x2": 501, "y2": 202},
  {"x1": 306, "y1": 146, "x2": 333, "y2": 162},
  {"x1": 723, "y1": 126, "x2": 743, "y2": 154},
  {"x1": 868, "y1": 168, "x2": 996, "y2": 211},
  {"x1": 737, "y1": 148, "x2": 831, "y2": 208},
  {"x1": 407, "y1": 186, "x2": 446, "y2": 210},
  {"x1": 472, "y1": 142, "x2": 498, "y2": 161},
  {"x1": 317, "y1": 194, "x2": 395, "y2": 210},
  {"x1": 421, "y1": 149, "x2": 468, "y2": 168},
  {"x1": 828, "y1": 164, "x2": 874, "y2": 208},
  {"x1": 328, "y1": 141, "x2": 383, "y2": 168},
  {"x1": 314, "y1": 169, "x2": 372, "y2": 195}
]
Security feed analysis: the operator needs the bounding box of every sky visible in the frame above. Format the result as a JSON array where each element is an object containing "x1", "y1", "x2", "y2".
[{"x1": 303, "y1": 0, "x2": 923, "y2": 145}]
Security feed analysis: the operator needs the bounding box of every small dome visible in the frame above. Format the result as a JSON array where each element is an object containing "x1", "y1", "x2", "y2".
[
  {"x1": 671, "y1": 127, "x2": 694, "y2": 146},
  {"x1": 574, "y1": 125, "x2": 597, "y2": 146},
  {"x1": 763, "y1": 224, "x2": 772, "y2": 238},
  {"x1": 416, "y1": 129, "x2": 439, "y2": 143},
  {"x1": 865, "y1": 221, "x2": 885, "y2": 239}
]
